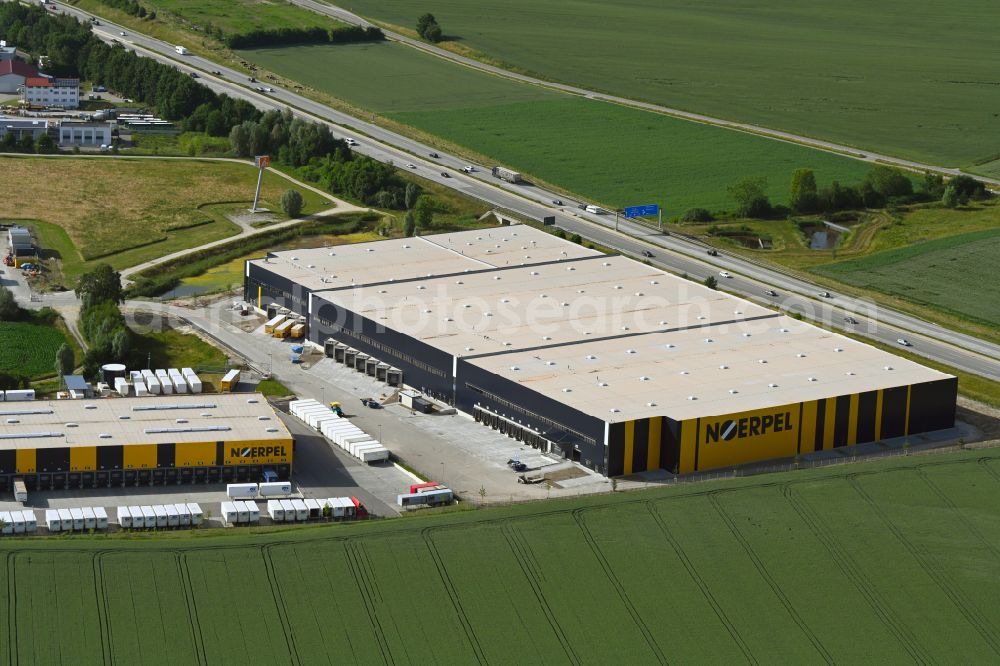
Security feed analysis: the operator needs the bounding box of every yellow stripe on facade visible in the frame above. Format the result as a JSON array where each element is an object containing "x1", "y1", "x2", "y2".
[
  {"x1": 904, "y1": 385, "x2": 912, "y2": 436},
  {"x1": 70, "y1": 446, "x2": 97, "y2": 472},
  {"x1": 123, "y1": 444, "x2": 158, "y2": 469},
  {"x1": 824, "y1": 399, "x2": 837, "y2": 450},
  {"x1": 257, "y1": 285, "x2": 262, "y2": 308},
  {"x1": 16, "y1": 448, "x2": 36, "y2": 474},
  {"x1": 647, "y1": 417, "x2": 662, "y2": 472},
  {"x1": 847, "y1": 393, "x2": 860, "y2": 446},
  {"x1": 679, "y1": 420, "x2": 698, "y2": 474},
  {"x1": 623, "y1": 420, "x2": 635, "y2": 475},
  {"x1": 874, "y1": 390, "x2": 884, "y2": 441},
  {"x1": 800, "y1": 401, "x2": 818, "y2": 453}
]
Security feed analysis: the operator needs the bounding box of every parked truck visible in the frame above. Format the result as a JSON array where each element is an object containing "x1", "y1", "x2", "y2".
[
  {"x1": 13, "y1": 478, "x2": 27, "y2": 503},
  {"x1": 491, "y1": 166, "x2": 523, "y2": 184}
]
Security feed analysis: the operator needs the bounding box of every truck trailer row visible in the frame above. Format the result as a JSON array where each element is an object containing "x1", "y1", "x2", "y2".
[
  {"x1": 116, "y1": 503, "x2": 204, "y2": 529},
  {"x1": 289, "y1": 399, "x2": 390, "y2": 464}
]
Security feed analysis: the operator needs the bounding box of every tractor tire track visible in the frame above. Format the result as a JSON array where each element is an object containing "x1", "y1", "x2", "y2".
[
  {"x1": 345, "y1": 541, "x2": 392, "y2": 665},
  {"x1": 421, "y1": 527, "x2": 487, "y2": 665},
  {"x1": 93, "y1": 552, "x2": 114, "y2": 666},
  {"x1": 848, "y1": 474, "x2": 1000, "y2": 655},
  {"x1": 978, "y1": 456, "x2": 1000, "y2": 484},
  {"x1": 176, "y1": 552, "x2": 208, "y2": 666},
  {"x1": 916, "y1": 467, "x2": 1000, "y2": 562},
  {"x1": 261, "y1": 545, "x2": 303, "y2": 666},
  {"x1": 644, "y1": 502, "x2": 758, "y2": 665},
  {"x1": 7, "y1": 552, "x2": 17, "y2": 666},
  {"x1": 707, "y1": 493, "x2": 834, "y2": 665},
  {"x1": 780, "y1": 484, "x2": 929, "y2": 664},
  {"x1": 500, "y1": 520, "x2": 580, "y2": 665},
  {"x1": 571, "y1": 508, "x2": 668, "y2": 665}
]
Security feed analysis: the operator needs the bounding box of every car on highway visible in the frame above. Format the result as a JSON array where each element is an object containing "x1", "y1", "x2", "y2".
[
  {"x1": 764, "y1": 289, "x2": 778, "y2": 297},
  {"x1": 552, "y1": 199, "x2": 563, "y2": 206},
  {"x1": 707, "y1": 249, "x2": 719, "y2": 257},
  {"x1": 406, "y1": 163, "x2": 417, "y2": 169},
  {"x1": 462, "y1": 165, "x2": 475, "y2": 173},
  {"x1": 428, "y1": 152, "x2": 439, "y2": 158},
  {"x1": 896, "y1": 338, "x2": 912, "y2": 347},
  {"x1": 719, "y1": 271, "x2": 732, "y2": 278},
  {"x1": 256, "y1": 86, "x2": 265, "y2": 92},
  {"x1": 189, "y1": 72, "x2": 198, "y2": 78},
  {"x1": 210, "y1": 70, "x2": 221, "y2": 75},
  {"x1": 440, "y1": 172, "x2": 450, "y2": 178},
  {"x1": 641, "y1": 250, "x2": 654, "y2": 258},
  {"x1": 345, "y1": 138, "x2": 358, "y2": 146},
  {"x1": 263, "y1": 87, "x2": 274, "y2": 92},
  {"x1": 248, "y1": 76, "x2": 256, "y2": 82},
  {"x1": 844, "y1": 316, "x2": 859, "y2": 325},
  {"x1": 818, "y1": 291, "x2": 833, "y2": 298},
  {"x1": 119, "y1": 31, "x2": 126, "y2": 36}
]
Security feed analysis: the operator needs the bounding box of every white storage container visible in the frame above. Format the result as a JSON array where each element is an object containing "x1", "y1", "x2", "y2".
[
  {"x1": 144, "y1": 375, "x2": 162, "y2": 394},
  {"x1": 348, "y1": 439, "x2": 378, "y2": 456},
  {"x1": 93, "y1": 507, "x2": 108, "y2": 530},
  {"x1": 221, "y1": 501, "x2": 239, "y2": 526},
  {"x1": 258, "y1": 481, "x2": 292, "y2": 498},
  {"x1": 140, "y1": 506, "x2": 156, "y2": 529},
  {"x1": 155, "y1": 369, "x2": 168, "y2": 378},
  {"x1": 359, "y1": 447, "x2": 390, "y2": 464},
  {"x1": 58, "y1": 508, "x2": 72, "y2": 530},
  {"x1": 304, "y1": 498, "x2": 322, "y2": 519},
  {"x1": 12, "y1": 510, "x2": 26, "y2": 533},
  {"x1": 185, "y1": 374, "x2": 203, "y2": 394},
  {"x1": 82, "y1": 507, "x2": 96, "y2": 530},
  {"x1": 244, "y1": 501, "x2": 260, "y2": 523},
  {"x1": 133, "y1": 380, "x2": 149, "y2": 397},
  {"x1": 279, "y1": 499, "x2": 295, "y2": 520},
  {"x1": 340, "y1": 432, "x2": 374, "y2": 447},
  {"x1": 187, "y1": 503, "x2": 203, "y2": 525},
  {"x1": 235, "y1": 502, "x2": 249, "y2": 524},
  {"x1": 329, "y1": 426, "x2": 364, "y2": 442},
  {"x1": 310, "y1": 413, "x2": 341, "y2": 432},
  {"x1": 227, "y1": 482, "x2": 258, "y2": 499},
  {"x1": 22, "y1": 509, "x2": 37, "y2": 532},
  {"x1": 289, "y1": 399, "x2": 322, "y2": 418},
  {"x1": 297, "y1": 406, "x2": 329, "y2": 425},
  {"x1": 153, "y1": 505, "x2": 168, "y2": 528},
  {"x1": 69, "y1": 508, "x2": 85, "y2": 531},
  {"x1": 320, "y1": 420, "x2": 356, "y2": 437},
  {"x1": 165, "y1": 504, "x2": 179, "y2": 527},
  {"x1": 305, "y1": 409, "x2": 333, "y2": 429},
  {"x1": 157, "y1": 370, "x2": 173, "y2": 394},
  {"x1": 46, "y1": 509, "x2": 62, "y2": 532},
  {"x1": 181, "y1": 367, "x2": 196, "y2": 377},
  {"x1": 170, "y1": 375, "x2": 188, "y2": 393},
  {"x1": 4, "y1": 389, "x2": 35, "y2": 401},
  {"x1": 175, "y1": 503, "x2": 191, "y2": 526},
  {"x1": 267, "y1": 499, "x2": 284, "y2": 522},
  {"x1": 114, "y1": 377, "x2": 129, "y2": 397},
  {"x1": 290, "y1": 499, "x2": 308, "y2": 521},
  {"x1": 0, "y1": 511, "x2": 11, "y2": 535}
]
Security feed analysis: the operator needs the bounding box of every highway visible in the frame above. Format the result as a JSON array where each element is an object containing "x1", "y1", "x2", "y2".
[{"x1": 45, "y1": 2, "x2": 1000, "y2": 383}]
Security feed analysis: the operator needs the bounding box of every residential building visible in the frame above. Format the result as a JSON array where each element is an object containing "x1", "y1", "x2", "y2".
[{"x1": 23, "y1": 76, "x2": 79, "y2": 109}]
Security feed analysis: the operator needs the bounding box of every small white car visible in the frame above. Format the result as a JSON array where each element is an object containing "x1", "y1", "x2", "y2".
[
  {"x1": 719, "y1": 271, "x2": 732, "y2": 278},
  {"x1": 462, "y1": 165, "x2": 475, "y2": 173},
  {"x1": 896, "y1": 338, "x2": 912, "y2": 347},
  {"x1": 119, "y1": 31, "x2": 126, "y2": 36},
  {"x1": 406, "y1": 163, "x2": 417, "y2": 169},
  {"x1": 345, "y1": 138, "x2": 358, "y2": 146}
]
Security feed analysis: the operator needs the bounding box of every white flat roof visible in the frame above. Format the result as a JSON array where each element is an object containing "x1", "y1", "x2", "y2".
[
  {"x1": 0, "y1": 393, "x2": 290, "y2": 450},
  {"x1": 251, "y1": 225, "x2": 599, "y2": 293}
]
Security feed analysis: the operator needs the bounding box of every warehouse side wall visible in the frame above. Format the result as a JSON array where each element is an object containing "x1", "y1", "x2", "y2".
[
  {"x1": 609, "y1": 377, "x2": 958, "y2": 475},
  {"x1": 245, "y1": 261, "x2": 312, "y2": 315}
]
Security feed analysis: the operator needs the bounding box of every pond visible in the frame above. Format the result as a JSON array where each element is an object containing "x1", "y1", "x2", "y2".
[{"x1": 800, "y1": 223, "x2": 842, "y2": 250}]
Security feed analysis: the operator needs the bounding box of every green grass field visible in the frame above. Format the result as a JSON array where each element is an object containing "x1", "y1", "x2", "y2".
[
  {"x1": 140, "y1": 0, "x2": 341, "y2": 37},
  {"x1": 0, "y1": 320, "x2": 69, "y2": 377},
  {"x1": 341, "y1": 0, "x2": 1000, "y2": 169},
  {"x1": 242, "y1": 43, "x2": 872, "y2": 214},
  {"x1": 813, "y1": 228, "x2": 1000, "y2": 328},
  {"x1": 3, "y1": 449, "x2": 1000, "y2": 662}
]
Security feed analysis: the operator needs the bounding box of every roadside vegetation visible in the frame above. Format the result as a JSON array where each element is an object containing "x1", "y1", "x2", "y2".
[{"x1": 0, "y1": 293, "x2": 72, "y2": 387}]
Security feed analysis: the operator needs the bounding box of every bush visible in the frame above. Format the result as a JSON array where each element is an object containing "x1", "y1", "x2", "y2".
[
  {"x1": 280, "y1": 189, "x2": 303, "y2": 218},
  {"x1": 703, "y1": 275, "x2": 718, "y2": 290},
  {"x1": 680, "y1": 207, "x2": 714, "y2": 223},
  {"x1": 727, "y1": 177, "x2": 772, "y2": 218}
]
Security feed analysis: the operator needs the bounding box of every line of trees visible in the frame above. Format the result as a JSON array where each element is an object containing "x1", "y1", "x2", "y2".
[
  {"x1": 1, "y1": 132, "x2": 56, "y2": 154},
  {"x1": 224, "y1": 25, "x2": 383, "y2": 49},
  {"x1": 97, "y1": 0, "x2": 151, "y2": 19},
  {"x1": 75, "y1": 265, "x2": 133, "y2": 379}
]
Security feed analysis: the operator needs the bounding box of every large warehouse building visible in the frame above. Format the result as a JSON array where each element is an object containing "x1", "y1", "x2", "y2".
[
  {"x1": 245, "y1": 225, "x2": 957, "y2": 476},
  {"x1": 0, "y1": 394, "x2": 291, "y2": 492}
]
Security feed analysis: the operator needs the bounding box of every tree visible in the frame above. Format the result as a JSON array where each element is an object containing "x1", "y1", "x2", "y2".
[
  {"x1": 728, "y1": 176, "x2": 772, "y2": 218},
  {"x1": 789, "y1": 168, "x2": 818, "y2": 213},
  {"x1": 404, "y1": 182, "x2": 421, "y2": 209},
  {"x1": 75, "y1": 264, "x2": 123, "y2": 307},
  {"x1": 280, "y1": 189, "x2": 303, "y2": 218},
  {"x1": 55, "y1": 343, "x2": 75, "y2": 378},
  {"x1": 416, "y1": 13, "x2": 443, "y2": 42},
  {"x1": 403, "y1": 210, "x2": 416, "y2": 237},
  {"x1": 0, "y1": 286, "x2": 20, "y2": 320},
  {"x1": 921, "y1": 173, "x2": 946, "y2": 199},
  {"x1": 947, "y1": 175, "x2": 987, "y2": 200},
  {"x1": 863, "y1": 166, "x2": 912, "y2": 199},
  {"x1": 35, "y1": 133, "x2": 57, "y2": 154},
  {"x1": 703, "y1": 275, "x2": 718, "y2": 290},
  {"x1": 111, "y1": 327, "x2": 132, "y2": 360},
  {"x1": 415, "y1": 195, "x2": 435, "y2": 229},
  {"x1": 680, "y1": 207, "x2": 713, "y2": 223},
  {"x1": 941, "y1": 184, "x2": 965, "y2": 208},
  {"x1": 18, "y1": 133, "x2": 35, "y2": 153}
]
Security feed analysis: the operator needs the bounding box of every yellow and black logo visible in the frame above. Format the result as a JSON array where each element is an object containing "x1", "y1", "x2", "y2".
[
  {"x1": 705, "y1": 411, "x2": 793, "y2": 443},
  {"x1": 230, "y1": 445, "x2": 287, "y2": 459}
]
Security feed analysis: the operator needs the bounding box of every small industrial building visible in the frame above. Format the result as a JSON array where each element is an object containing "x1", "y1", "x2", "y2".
[
  {"x1": 58, "y1": 120, "x2": 112, "y2": 146},
  {"x1": 0, "y1": 393, "x2": 293, "y2": 492},
  {"x1": 0, "y1": 117, "x2": 48, "y2": 142},
  {"x1": 6, "y1": 225, "x2": 34, "y2": 265},
  {"x1": 22, "y1": 76, "x2": 79, "y2": 109},
  {"x1": 0, "y1": 58, "x2": 39, "y2": 94},
  {"x1": 0, "y1": 44, "x2": 16, "y2": 61},
  {"x1": 244, "y1": 225, "x2": 957, "y2": 477}
]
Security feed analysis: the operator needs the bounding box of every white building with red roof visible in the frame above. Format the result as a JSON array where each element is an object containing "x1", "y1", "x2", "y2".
[{"x1": 22, "y1": 75, "x2": 79, "y2": 109}]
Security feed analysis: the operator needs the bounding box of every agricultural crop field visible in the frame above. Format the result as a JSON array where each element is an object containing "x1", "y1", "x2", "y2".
[
  {"x1": 341, "y1": 0, "x2": 1000, "y2": 169},
  {"x1": 242, "y1": 44, "x2": 871, "y2": 214},
  {"x1": 129, "y1": 0, "x2": 341, "y2": 37},
  {"x1": 3, "y1": 449, "x2": 1000, "y2": 662},
  {"x1": 813, "y1": 228, "x2": 1000, "y2": 328},
  {"x1": 0, "y1": 320, "x2": 68, "y2": 377},
  {"x1": 0, "y1": 157, "x2": 330, "y2": 283}
]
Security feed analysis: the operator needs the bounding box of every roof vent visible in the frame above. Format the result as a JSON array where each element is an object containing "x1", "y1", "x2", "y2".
[
  {"x1": 546, "y1": 361, "x2": 556, "y2": 366},
  {"x1": 679, "y1": 370, "x2": 689, "y2": 375},
  {"x1": 306, "y1": 264, "x2": 315, "y2": 269},
  {"x1": 647, "y1": 401, "x2": 657, "y2": 407},
  {"x1": 729, "y1": 389, "x2": 738, "y2": 394},
  {"x1": 493, "y1": 275, "x2": 502, "y2": 280},
  {"x1": 266, "y1": 427, "x2": 279, "y2": 433},
  {"x1": 697, "y1": 315, "x2": 706, "y2": 320},
  {"x1": 650, "y1": 280, "x2": 659, "y2": 285},
  {"x1": 257, "y1": 416, "x2": 270, "y2": 421},
  {"x1": 444, "y1": 317, "x2": 453, "y2": 322},
  {"x1": 401, "y1": 244, "x2": 410, "y2": 249},
  {"x1": 603, "y1": 261, "x2": 611, "y2": 266},
  {"x1": 768, "y1": 383, "x2": 778, "y2": 388},
  {"x1": 291, "y1": 256, "x2": 299, "y2": 261},
  {"x1": 530, "y1": 271, "x2": 539, "y2": 276},
  {"x1": 845, "y1": 371, "x2": 856, "y2": 376},
  {"x1": 5, "y1": 419, "x2": 18, "y2": 424},
  {"x1": 597, "y1": 382, "x2": 608, "y2": 387},
  {"x1": 586, "y1": 354, "x2": 597, "y2": 360},
  {"x1": 808, "y1": 377, "x2": 817, "y2": 382},
  {"x1": 99, "y1": 433, "x2": 112, "y2": 439},
  {"x1": 562, "y1": 388, "x2": 572, "y2": 393},
  {"x1": 424, "y1": 309, "x2": 432, "y2": 314},
  {"x1": 609, "y1": 408, "x2": 621, "y2": 413},
  {"x1": 464, "y1": 347, "x2": 474, "y2": 352},
  {"x1": 742, "y1": 332, "x2": 752, "y2": 337},
  {"x1": 664, "y1": 343, "x2": 675, "y2": 349},
  {"x1": 635, "y1": 292, "x2": 644, "y2": 297},
  {"x1": 614, "y1": 285, "x2": 622, "y2": 290},
  {"x1": 247, "y1": 398, "x2": 258, "y2": 404},
  {"x1": 501, "y1": 298, "x2": 510, "y2": 303},
  {"x1": 780, "y1": 328, "x2": 789, "y2": 333},
  {"x1": 176, "y1": 418, "x2": 188, "y2": 424},
  {"x1": 455, "y1": 280, "x2": 463, "y2": 285},
  {"x1": 626, "y1": 349, "x2": 636, "y2": 354},
  {"x1": 621, "y1": 326, "x2": 630, "y2": 331},
  {"x1": 758, "y1": 359, "x2": 767, "y2": 364},
  {"x1": 719, "y1": 364, "x2": 728, "y2": 369},
  {"x1": 639, "y1": 376, "x2": 650, "y2": 381},
  {"x1": 567, "y1": 266, "x2": 576, "y2": 271},
  {"x1": 118, "y1": 415, "x2": 129, "y2": 420},
  {"x1": 797, "y1": 353, "x2": 807, "y2": 358},
  {"x1": 200, "y1": 413, "x2": 212, "y2": 417},
  {"x1": 510, "y1": 366, "x2": 520, "y2": 371},
  {"x1": 379, "y1": 289, "x2": 387, "y2": 294},
  {"x1": 543, "y1": 336, "x2": 552, "y2": 341},
  {"x1": 463, "y1": 303, "x2": 471, "y2": 308},
  {"x1": 704, "y1": 338, "x2": 714, "y2": 343},
  {"x1": 734, "y1": 310, "x2": 742, "y2": 315},
  {"x1": 66, "y1": 422, "x2": 78, "y2": 428},
  {"x1": 417, "y1": 285, "x2": 426, "y2": 290},
  {"x1": 503, "y1": 341, "x2": 512, "y2": 347},
  {"x1": 687, "y1": 396, "x2": 697, "y2": 401},
  {"x1": 85, "y1": 404, "x2": 97, "y2": 410},
  {"x1": 884, "y1": 366, "x2": 894, "y2": 371},
  {"x1": 834, "y1": 347, "x2": 844, "y2": 352}
]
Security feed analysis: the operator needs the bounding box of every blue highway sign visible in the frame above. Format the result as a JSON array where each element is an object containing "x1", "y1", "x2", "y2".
[{"x1": 623, "y1": 204, "x2": 659, "y2": 218}]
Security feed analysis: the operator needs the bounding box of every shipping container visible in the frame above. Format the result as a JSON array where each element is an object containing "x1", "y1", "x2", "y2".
[
  {"x1": 290, "y1": 499, "x2": 308, "y2": 521},
  {"x1": 272, "y1": 320, "x2": 294, "y2": 338},
  {"x1": 153, "y1": 505, "x2": 168, "y2": 528},
  {"x1": 267, "y1": 499, "x2": 284, "y2": 521},
  {"x1": 144, "y1": 375, "x2": 162, "y2": 394},
  {"x1": 244, "y1": 501, "x2": 260, "y2": 523},
  {"x1": 114, "y1": 377, "x2": 129, "y2": 396},
  {"x1": 360, "y1": 447, "x2": 390, "y2": 464},
  {"x1": 289, "y1": 399, "x2": 322, "y2": 419},
  {"x1": 304, "y1": 498, "x2": 322, "y2": 519},
  {"x1": 416, "y1": 484, "x2": 447, "y2": 494},
  {"x1": 185, "y1": 374, "x2": 203, "y2": 394},
  {"x1": 175, "y1": 503, "x2": 191, "y2": 526},
  {"x1": 400, "y1": 390, "x2": 422, "y2": 409},
  {"x1": 410, "y1": 481, "x2": 440, "y2": 494},
  {"x1": 234, "y1": 501, "x2": 249, "y2": 524},
  {"x1": 93, "y1": 507, "x2": 108, "y2": 530},
  {"x1": 57, "y1": 508, "x2": 72, "y2": 531},
  {"x1": 140, "y1": 506, "x2": 156, "y2": 529},
  {"x1": 71, "y1": 507, "x2": 87, "y2": 530},
  {"x1": 279, "y1": 499, "x2": 295, "y2": 519},
  {"x1": 182, "y1": 367, "x2": 196, "y2": 377},
  {"x1": 128, "y1": 505, "x2": 143, "y2": 528},
  {"x1": 187, "y1": 503, "x2": 203, "y2": 526},
  {"x1": 11, "y1": 510, "x2": 26, "y2": 533},
  {"x1": 46, "y1": 509, "x2": 62, "y2": 532},
  {"x1": 340, "y1": 432, "x2": 375, "y2": 448},
  {"x1": 264, "y1": 314, "x2": 287, "y2": 334},
  {"x1": 4, "y1": 388, "x2": 35, "y2": 401},
  {"x1": 0, "y1": 511, "x2": 11, "y2": 535},
  {"x1": 13, "y1": 478, "x2": 27, "y2": 502},
  {"x1": 258, "y1": 481, "x2": 292, "y2": 497},
  {"x1": 310, "y1": 413, "x2": 340, "y2": 431},
  {"x1": 227, "y1": 482, "x2": 259, "y2": 499},
  {"x1": 297, "y1": 404, "x2": 329, "y2": 422},
  {"x1": 220, "y1": 369, "x2": 240, "y2": 392},
  {"x1": 165, "y1": 504, "x2": 179, "y2": 527},
  {"x1": 306, "y1": 409, "x2": 336, "y2": 430},
  {"x1": 23, "y1": 509, "x2": 37, "y2": 532},
  {"x1": 348, "y1": 439, "x2": 379, "y2": 456},
  {"x1": 170, "y1": 375, "x2": 188, "y2": 393},
  {"x1": 221, "y1": 501, "x2": 239, "y2": 526},
  {"x1": 320, "y1": 421, "x2": 356, "y2": 438}
]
